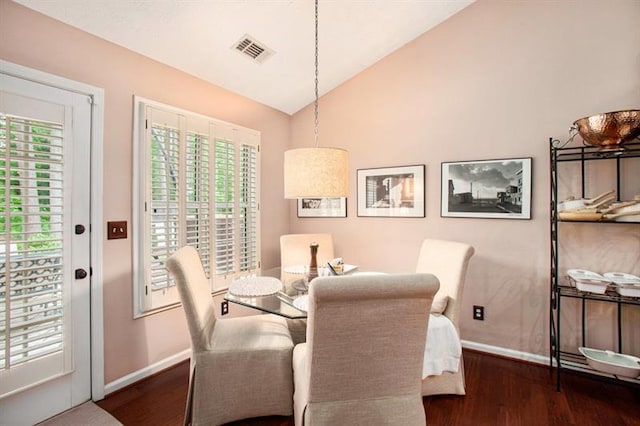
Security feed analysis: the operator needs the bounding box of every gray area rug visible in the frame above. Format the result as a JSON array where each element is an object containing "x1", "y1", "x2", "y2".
[{"x1": 38, "y1": 401, "x2": 122, "y2": 426}]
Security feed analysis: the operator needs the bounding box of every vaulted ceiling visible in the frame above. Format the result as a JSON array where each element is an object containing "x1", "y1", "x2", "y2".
[{"x1": 14, "y1": 0, "x2": 474, "y2": 115}]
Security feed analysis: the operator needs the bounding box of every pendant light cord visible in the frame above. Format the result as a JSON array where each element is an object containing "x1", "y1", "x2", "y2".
[{"x1": 314, "y1": 0, "x2": 319, "y2": 148}]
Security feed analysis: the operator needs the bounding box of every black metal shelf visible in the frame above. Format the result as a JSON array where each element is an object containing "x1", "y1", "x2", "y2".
[
  {"x1": 558, "y1": 219, "x2": 640, "y2": 224},
  {"x1": 549, "y1": 137, "x2": 640, "y2": 391},
  {"x1": 557, "y1": 351, "x2": 640, "y2": 386},
  {"x1": 552, "y1": 139, "x2": 640, "y2": 162},
  {"x1": 557, "y1": 284, "x2": 640, "y2": 305}
]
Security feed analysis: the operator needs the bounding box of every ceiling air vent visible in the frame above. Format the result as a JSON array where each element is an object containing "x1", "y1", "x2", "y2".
[{"x1": 232, "y1": 34, "x2": 274, "y2": 64}]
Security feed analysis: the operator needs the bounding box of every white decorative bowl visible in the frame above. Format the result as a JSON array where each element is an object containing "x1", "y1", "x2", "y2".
[
  {"x1": 567, "y1": 269, "x2": 611, "y2": 294},
  {"x1": 613, "y1": 283, "x2": 640, "y2": 298},
  {"x1": 603, "y1": 272, "x2": 640, "y2": 297},
  {"x1": 579, "y1": 347, "x2": 640, "y2": 378},
  {"x1": 603, "y1": 272, "x2": 640, "y2": 285}
]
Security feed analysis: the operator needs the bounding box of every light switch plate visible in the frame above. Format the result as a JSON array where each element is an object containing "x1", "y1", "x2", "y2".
[{"x1": 107, "y1": 221, "x2": 127, "y2": 239}]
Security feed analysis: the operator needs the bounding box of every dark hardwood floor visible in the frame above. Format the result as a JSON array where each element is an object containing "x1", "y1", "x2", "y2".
[{"x1": 97, "y1": 350, "x2": 640, "y2": 426}]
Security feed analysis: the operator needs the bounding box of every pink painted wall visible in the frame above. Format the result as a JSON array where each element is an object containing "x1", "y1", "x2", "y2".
[
  {"x1": 290, "y1": 0, "x2": 640, "y2": 357},
  {"x1": 0, "y1": 1, "x2": 290, "y2": 382},
  {"x1": 1, "y1": 0, "x2": 639, "y2": 387}
]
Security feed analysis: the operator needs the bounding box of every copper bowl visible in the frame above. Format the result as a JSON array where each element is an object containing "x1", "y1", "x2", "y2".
[{"x1": 573, "y1": 109, "x2": 640, "y2": 147}]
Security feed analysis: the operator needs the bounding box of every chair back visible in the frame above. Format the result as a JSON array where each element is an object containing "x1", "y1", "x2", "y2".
[
  {"x1": 415, "y1": 239, "x2": 474, "y2": 326},
  {"x1": 280, "y1": 233, "x2": 335, "y2": 269},
  {"x1": 166, "y1": 246, "x2": 216, "y2": 352},
  {"x1": 304, "y1": 273, "x2": 439, "y2": 424}
]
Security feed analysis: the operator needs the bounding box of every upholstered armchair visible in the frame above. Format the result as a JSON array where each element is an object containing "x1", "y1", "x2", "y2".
[
  {"x1": 415, "y1": 238, "x2": 475, "y2": 396},
  {"x1": 292, "y1": 273, "x2": 440, "y2": 426},
  {"x1": 166, "y1": 246, "x2": 294, "y2": 426}
]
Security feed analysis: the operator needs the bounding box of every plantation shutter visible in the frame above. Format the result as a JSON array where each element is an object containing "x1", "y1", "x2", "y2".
[
  {"x1": 211, "y1": 128, "x2": 260, "y2": 290},
  {"x1": 144, "y1": 108, "x2": 181, "y2": 311},
  {"x1": 213, "y1": 134, "x2": 235, "y2": 277},
  {"x1": 238, "y1": 140, "x2": 259, "y2": 273},
  {"x1": 185, "y1": 119, "x2": 212, "y2": 279},
  {"x1": 135, "y1": 99, "x2": 260, "y2": 314},
  {"x1": 0, "y1": 101, "x2": 71, "y2": 397}
]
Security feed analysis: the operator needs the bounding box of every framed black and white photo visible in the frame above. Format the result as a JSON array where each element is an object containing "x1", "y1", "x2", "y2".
[
  {"x1": 441, "y1": 158, "x2": 532, "y2": 219},
  {"x1": 297, "y1": 197, "x2": 347, "y2": 218},
  {"x1": 357, "y1": 165, "x2": 425, "y2": 217}
]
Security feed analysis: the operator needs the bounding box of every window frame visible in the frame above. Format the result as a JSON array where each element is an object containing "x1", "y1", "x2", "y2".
[{"x1": 132, "y1": 96, "x2": 261, "y2": 318}]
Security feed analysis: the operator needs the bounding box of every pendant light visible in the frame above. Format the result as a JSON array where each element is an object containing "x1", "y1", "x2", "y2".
[{"x1": 284, "y1": 0, "x2": 349, "y2": 199}]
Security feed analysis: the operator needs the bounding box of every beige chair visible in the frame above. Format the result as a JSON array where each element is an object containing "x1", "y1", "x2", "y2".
[
  {"x1": 166, "y1": 246, "x2": 294, "y2": 426},
  {"x1": 292, "y1": 273, "x2": 440, "y2": 426},
  {"x1": 415, "y1": 238, "x2": 475, "y2": 396},
  {"x1": 280, "y1": 234, "x2": 335, "y2": 344},
  {"x1": 280, "y1": 233, "x2": 335, "y2": 293}
]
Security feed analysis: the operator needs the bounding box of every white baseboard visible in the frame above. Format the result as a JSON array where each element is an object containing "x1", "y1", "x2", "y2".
[
  {"x1": 461, "y1": 340, "x2": 550, "y2": 365},
  {"x1": 103, "y1": 349, "x2": 191, "y2": 397},
  {"x1": 101, "y1": 340, "x2": 548, "y2": 397}
]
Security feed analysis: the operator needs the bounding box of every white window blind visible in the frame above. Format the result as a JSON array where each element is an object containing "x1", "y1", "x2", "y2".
[
  {"x1": 238, "y1": 143, "x2": 259, "y2": 271},
  {"x1": 134, "y1": 98, "x2": 260, "y2": 316},
  {"x1": 1, "y1": 112, "x2": 70, "y2": 395}
]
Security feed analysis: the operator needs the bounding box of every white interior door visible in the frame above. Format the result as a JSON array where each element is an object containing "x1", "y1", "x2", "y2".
[{"x1": 0, "y1": 74, "x2": 92, "y2": 425}]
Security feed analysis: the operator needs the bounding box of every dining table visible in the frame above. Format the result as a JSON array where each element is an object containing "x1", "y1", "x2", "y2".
[
  {"x1": 224, "y1": 290, "x2": 308, "y2": 319},
  {"x1": 223, "y1": 268, "x2": 464, "y2": 381},
  {"x1": 223, "y1": 264, "x2": 362, "y2": 319}
]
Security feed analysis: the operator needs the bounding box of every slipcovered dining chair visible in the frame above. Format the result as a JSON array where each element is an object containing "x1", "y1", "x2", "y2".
[
  {"x1": 415, "y1": 238, "x2": 475, "y2": 396},
  {"x1": 280, "y1": 233, "x2": 335, "y2": 293},
  {"x1": 166, "y1": 246, "x2": 294, "y2": 426},
  {"x1": 280, "y1": 234, "x2": 335, "y2": 344},
  {"x1": 292, "y1": 273, "x2": 440, "y2": 426}
]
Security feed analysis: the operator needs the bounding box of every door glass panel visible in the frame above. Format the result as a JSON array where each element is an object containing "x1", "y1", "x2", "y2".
[{"x1": 0, "y1": 112, "x2": 69, "y2": 398}]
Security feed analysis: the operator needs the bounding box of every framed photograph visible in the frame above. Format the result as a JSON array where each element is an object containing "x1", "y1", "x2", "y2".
[
  {"x1": 357, "y1": 165, "x2": 425, "y2": 217},
  {"x1": 441, "y1": 158, "x2": 532, "y2": 219},
  {"x1": 297, "y1": 197, "x2": 347, "y2": 218}
]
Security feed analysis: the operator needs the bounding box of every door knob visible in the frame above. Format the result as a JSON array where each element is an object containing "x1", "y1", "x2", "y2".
[{"x1": 75, "y1": 269, "x2": 88, "y2": 279}]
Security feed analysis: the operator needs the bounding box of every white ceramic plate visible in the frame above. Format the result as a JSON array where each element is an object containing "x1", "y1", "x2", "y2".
[
  {"x1": 292, "y1": 295, "x2": 309, "y2": 312},
  {"x1": 579, "y1": 347, "x2": 640, "y2": 378}
]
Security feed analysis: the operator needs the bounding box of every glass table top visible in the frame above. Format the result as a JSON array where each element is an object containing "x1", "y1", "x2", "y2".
[
  {"x1": 224, "y1": 268, "x2": 380, "y2": 319},
  {"x1": 224, "y1": 290, "x2": 308, "y2": 319}
]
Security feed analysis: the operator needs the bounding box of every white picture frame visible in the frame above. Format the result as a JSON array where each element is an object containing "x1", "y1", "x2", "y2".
[{"x1": 297, "y1": 197, "x2": 347, "y2": 218}]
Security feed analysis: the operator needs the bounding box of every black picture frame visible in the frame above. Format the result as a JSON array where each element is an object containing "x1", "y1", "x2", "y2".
[
  {"x1": 357, "y1": 164, "x2": 425, "y2": 217},
  {"x1": 441, "y1": 157, "x2": 532, "y2": 219}
]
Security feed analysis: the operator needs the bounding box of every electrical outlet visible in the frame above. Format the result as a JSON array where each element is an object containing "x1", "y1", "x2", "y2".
[
  {"x1": 221, "y1": 300, "x2": 229, "y2": 316},
  {"x1": 473, "y1": 305, "x2": 484, "y2": 321}
]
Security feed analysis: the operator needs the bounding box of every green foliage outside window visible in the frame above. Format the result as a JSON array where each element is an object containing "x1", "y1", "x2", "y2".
[{"x1": 0, "y1": 117, "x2": 61, "y2": 252}]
